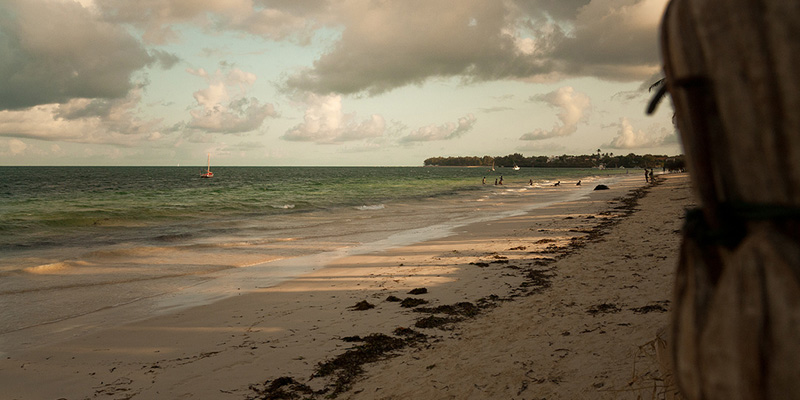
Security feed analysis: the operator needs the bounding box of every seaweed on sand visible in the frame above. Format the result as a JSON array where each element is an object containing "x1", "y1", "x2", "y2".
[
  {"x1": 630, "y1": 301, "x2": 670, "y2": 314},
  {"x1": 413, "y1": 302, "x2": 481, "y2": 317},
  {"x1": 414, "y1": 315, "x2": 463, "y2": 329},
  {"x1": 248, "y1": 376, "x2": 314, "y2": 399},
  {"x1": 393, "y1": 326, "x2": 428, "y2": 341},
  {"x1": 251, "y1": 329, "x2": 429, "y2": 399},
  {"x1": 587, "y1": 303, "x2": 622, "y2": 315},
  {"x1": 348, "y1": 300, "x2": 375, "y2": 311},
  {"x1": 519, "y1": 268, "x2": 554, "y2": 294},
  {"x1": 410, "y1": 301, "x2": 490, "y2": 330},
  {"x1": 407, "y1": 287, "x2": 428, "y2": 295},
  {"x1": 399, "y1": 297, "x2": 428, "y2": 308},
  {"x1": 314, "y1": 332, "x2": 426, "y2": 396},
  {"x1": 470, "y1": 261, "x2": 490, "y2": 268}
]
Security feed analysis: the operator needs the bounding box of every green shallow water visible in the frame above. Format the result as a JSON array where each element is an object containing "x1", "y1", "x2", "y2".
[{"x1": 0, "y1": 166, "x2": 626, "y2": 248}]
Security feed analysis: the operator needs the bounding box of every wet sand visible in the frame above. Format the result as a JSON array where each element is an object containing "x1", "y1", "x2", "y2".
[{"x1": 0, "y1": 173, "x2": 694, "y2": 399}]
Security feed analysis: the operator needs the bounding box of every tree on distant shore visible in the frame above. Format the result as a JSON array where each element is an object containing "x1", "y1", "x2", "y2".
[{"x1": 424, "y1": 153, "x2": 684, "y2": 169}]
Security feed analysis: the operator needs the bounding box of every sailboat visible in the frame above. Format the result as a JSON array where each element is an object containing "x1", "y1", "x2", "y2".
[
  {"x1": 200, "y1": 154, "x2": 214, "y2": 178},
  {"x1": 513, "y1": 164, "x2": 520, "y2": 171}
]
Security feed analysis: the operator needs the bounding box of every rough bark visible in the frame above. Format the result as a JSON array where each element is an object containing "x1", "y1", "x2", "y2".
[{"x1": 661, "y1": 0, "x2": 800, "y2": 398}]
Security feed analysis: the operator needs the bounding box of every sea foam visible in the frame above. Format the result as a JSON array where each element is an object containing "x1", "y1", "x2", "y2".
[{"x1": 356, "y1": 204, "x2": 385, "y2": 211}]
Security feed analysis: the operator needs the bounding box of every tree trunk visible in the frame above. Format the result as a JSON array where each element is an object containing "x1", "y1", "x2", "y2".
[{"x1": 661, "y1": 0, "x2": 800, "y2": 398}]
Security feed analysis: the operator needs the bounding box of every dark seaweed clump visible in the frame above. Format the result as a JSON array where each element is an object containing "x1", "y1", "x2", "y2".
[
  {"x1": 348, "y1": 300, "x2": 375, "y2": 311},
  {"x1": 407, "y1": 287, "x2": 428, "y2": 295},
  {"x1": 315, "y1": 332, "x2": 426, "y2": 396},
  {"x1": 519, "y1": 269, "x2": 553, "y2": 294},
  {"x1": 470, "y1": 262, "x2": 490, "y2": 268},
  {"x1": 587, "y1": 303, "x2": 621, "y2": 315},
  {"x1": 414, "y1": 315, "x2": 463, "y2": 329},
  {"x1": 630, "y1": 301, "x2": 669, "y2": 314},
  {"x1": 414, "y1": 302, "x2": 481, "y2": 317},
  {"x1": 248, "y1": 376, "x2": 314, "y2": 399},
  {"x1": 400, "y1": 297, "x2": 428, "y2": 308}
]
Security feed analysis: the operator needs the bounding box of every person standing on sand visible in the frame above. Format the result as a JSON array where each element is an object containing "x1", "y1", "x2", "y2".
[
  {"x1": 645, "y1": 169, "x2": 649, "y2": 182},
  {"x1": 499, "y1": 175, "x2": 504, "y2": 185},
  {"x1": 482, "y1": 177, "x2": 486, "y2": 185},
  {"x1": 649, "y1": 169, "x2": 654, "y2": 182},
  {"x1": 494, "y1": 178, "x2": 498, "y2": 185},
  {"x1": 529, "y1": 179, "x2": 533, "y2": 186}
]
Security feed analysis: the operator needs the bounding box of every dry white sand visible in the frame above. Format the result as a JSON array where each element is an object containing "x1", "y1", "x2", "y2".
[{"x1": 0, "y1": 173, "x2": 695, "y2": 399}]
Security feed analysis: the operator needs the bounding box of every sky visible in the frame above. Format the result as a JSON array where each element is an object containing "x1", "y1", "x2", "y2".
[{"x1": 0, "y1": 0, "x2": 679, "y2": 166}]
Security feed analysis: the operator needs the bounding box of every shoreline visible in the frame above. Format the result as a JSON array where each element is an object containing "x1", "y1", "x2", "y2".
[
  {"x1": 0, "y1": 173, "x2": 693, "y2": 399},
  {"x1": 342, "y1": 173, "x2": 694, "y2": 399},
  {"x1": 0, "y1": 171, "x2": 625, "y2": 356}
]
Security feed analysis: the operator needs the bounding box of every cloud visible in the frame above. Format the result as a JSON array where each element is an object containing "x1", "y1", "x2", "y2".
[
  {"x1": 284, "y1": 1, "x2": 539, "y2": 95},
  {"x1": 0, "y1": 0, "x2": 160, "y2": 110},
  {"x1": 605, "y1": 117, "x2": 674, "y2": 149},
  {"x1": 0, "y1": 85, "x2": 164, "y2": 146},
  {"x1": 512, "y1": 0, "x2": 592, "y2": 21},
  {"x1": 611, "y1": 71, "x2": 665, "y2": 102},
  {"x1": 400, "y1": 114, "x2": 477, "y2": 143},
  {"x1": 520, "y1": 87, "x2": 591, "y2": 140},
  {"x1": 284, "y1": 0, "x2": 668, "y2": 95},
  {"x1": 8, "y1": 138, "x2": 27, "y2": 155},
  {"x1": 189, "y1": 98, "x2": 277, "y2": 133},
  {"x1": 281, "y1": 94, "x2": 386, "y2": 144},
  {"x1": 185, "y1": 68, "x2": 278, "y2": 134},
  {"x1": 479, "y1": 106, "x2": 514, "y2": 113},
  {"x1": 95, "y1": 0, "x2": 329, "y2": 44},
  {"x1": 84, "y1": 0, "x2": 667, "y2": 97},
  {"x1": 549, "y1": 0, "x2": 669, "y2": 79},
  {"x1": 150, "y1": 49, "x2": 182, "y2": 69}
]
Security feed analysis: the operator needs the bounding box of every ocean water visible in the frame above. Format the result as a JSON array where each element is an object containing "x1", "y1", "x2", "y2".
[{"x1": 0, "y1": 166, "x2": 628, "y2": 350}]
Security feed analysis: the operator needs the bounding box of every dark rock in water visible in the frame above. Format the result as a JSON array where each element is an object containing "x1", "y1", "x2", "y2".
[{"x1": 594, "y1": 184, "x2": 610, "y2": 190}]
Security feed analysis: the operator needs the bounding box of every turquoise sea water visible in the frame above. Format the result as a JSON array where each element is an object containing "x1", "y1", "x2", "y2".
[
  {"x1": 0, "y1": 166, "x2": 625, "y2": 256},
  {"x1": 0, "y1": 166, "x2": 630, "y2": 347}
]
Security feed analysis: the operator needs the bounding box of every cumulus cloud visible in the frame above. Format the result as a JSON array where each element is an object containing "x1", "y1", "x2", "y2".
[
  {"x1": 0, "y1": 86, "x2": 164, "y2": 145},
  {"x1": 47, "y1": 0, "x2": 672, "y2": 101},
  {"x1": 605, "y1": 117, "x2": 674, "y2": 149},
  {"x1": 0, "y1": 0, "x2": 173, "y2": 111},
  {"x1": 8, "y1": 138, "x2": 28, "y2": 155},
  {"x1": 186, "y1": 68, "x2": 277, "y2": 134},
  {"x1": 189, "y1": 98, "x2": 276, "y2": 133},
  {"x1": 520, "y1": 87, "x2": 591, "y2": 140},
  {"x1": 285, "y1": 1, "x2": 526, "y2": 95},
  {"x1": 284, "y1": 0, "x2": 668, "y2": 95},
  {"x1": 400, "y1": 114, "x2": 477, "y2": 143},
  {"x1": 281, "y1": 94, "x2": 386, "y2": 144},
  {"x1": 83, "y1": 0, "x2": 667, "y2": 97}
]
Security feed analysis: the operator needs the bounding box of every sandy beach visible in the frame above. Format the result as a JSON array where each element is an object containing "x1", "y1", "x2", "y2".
[{"x1": 0, "y1": 173, "x2": 695, "y2": 399}]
